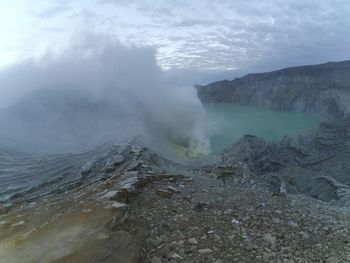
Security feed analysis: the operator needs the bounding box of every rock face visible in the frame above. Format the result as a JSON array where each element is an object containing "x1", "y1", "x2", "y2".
[
  {"x1": 221, "y1": 115, "x2": 350, "y2": 206},
  {"x1": 2, "y1": 140, "x2": 350, "y2": 262},
  {"x1": 198, "y1": 60, "x2": 350, "y2": 205},
  {"x1": 197, "y1": 60, "x2": 350, "y2": 120}
]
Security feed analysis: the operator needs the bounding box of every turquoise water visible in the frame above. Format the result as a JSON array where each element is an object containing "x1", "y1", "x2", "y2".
[{"x1": 204, "y1": 104, "x2": 320, "y2": 153}]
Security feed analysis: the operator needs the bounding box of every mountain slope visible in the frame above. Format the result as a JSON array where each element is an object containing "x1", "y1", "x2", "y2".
[{"x1": 197, "y1": 60, "x2": 350, "y2": 120}]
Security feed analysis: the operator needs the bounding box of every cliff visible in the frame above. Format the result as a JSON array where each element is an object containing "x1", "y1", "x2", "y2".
[{"x1": 197, "y1": 60, "x2": 350, "y2": 120}]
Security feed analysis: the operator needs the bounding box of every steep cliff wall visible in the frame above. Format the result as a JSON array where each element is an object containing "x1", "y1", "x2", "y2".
[{"x1": 197, "y1": 60, "x2": 350, "y2": 120}]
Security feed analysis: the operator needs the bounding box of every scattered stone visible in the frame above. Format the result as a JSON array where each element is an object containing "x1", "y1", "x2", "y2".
[
  {"x1": 172, "y1": 253, "x2": 184, "y2": 260},
  {"x1": 108, "y1": 201, "x2": 126, "y2": 209},
  {"x1": 241, "y1": 229, "x2": 252, "y2": 241},
  {"x1": 188, "y1": 238, "x2": 198, "y2": 245},
  {"x1": 244, "y1": 243, "x2": 255, "y2": 251},
  {"x1": 326, "y1": 256, "x2": 341, "y2": 263},
  {"x1": 100, "y1": 190, "x2": 118, "y2": 200},
  {"x1": 115, "y1": 189, "x2": 129, "y2": 202},
  {"x1": 217, "y1": 197, "x2": 224, "y2": 203},
  {"x1": 27, "y1": 202, "x2": 36, "y2": 208},
  {"x1": 103, "y1": 165, "x2": 117, "y2": 173},
  {"x1": 272, "y1": 191, "x2": 287, "y2": 197},
  {"x1": 263, "y1": 233, "x2": 276, "y2": 248},
  {"x1": 288, "y1": 220, "x2": 298, "y2": 227},
  {"x1": 315, "y1": 243, "x2": 322, "y2": 248},
  {"x1": 167, "y1": 186, "x2": 180, "y2": 193},
  {"x1": 198, "y1": 248, "x2": 213, "y2": 254},
  {"x1": 150, "y1": 237, "x2": 165, "y2": 247},
  {"x1": 223, "y1": 209, "x2": 234, "y2": 215},
  {"x1": 213, "y1": 234, "x2": 221, "y2": 243},
  {"x1": 97, "y1": 233, "x2": 109, "y2": 240},
  {"x1": 155, "y1": 189, "x2": 173, "y2": 198},
  {"x1": 231, "y1": 218, "x2": 241, "y2": 225},
  {"x1": 81, "y1": 162, "x2": 93, "y2": 175},
  {"x1": 151, "y1": 256, "x2": 162, "y2": 263},
  {"x1": 300, "y1": 231, "x2": 310, "y2": 239},
  {"x1": 11, "y1": 220, "x2": 25, "y2": 227},
  {"x1": 113, "y1": 154, "x2": 125, "y2": 164},
  {"x1": 3, "y1": 140, "x2": 350, "y2": 262},
  {"x1": 193, "y1": 201, "x2": 206, "y2": 211},
  {"x1": 104, "y1": 201, "x2": 126, "y2": 209}
]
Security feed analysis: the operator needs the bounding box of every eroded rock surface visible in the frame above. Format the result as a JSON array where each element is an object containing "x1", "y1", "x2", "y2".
[
  {"x1": 220, "y1": 115, "x2": 350, "y2": 206},
  {"x1": 197, "y1": 60, "x2": 350, "y2": 120},
  {"x1": 1, "y1": 141, "x2": 350, "y2": 262}
]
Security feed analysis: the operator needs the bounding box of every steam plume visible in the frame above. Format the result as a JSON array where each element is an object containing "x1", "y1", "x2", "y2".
[{"x1": 0, "y1": 35, "x2": 208, "y2": 154}]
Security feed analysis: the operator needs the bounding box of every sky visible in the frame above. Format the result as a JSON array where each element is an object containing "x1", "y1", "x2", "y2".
[{"x1": 1, "y1": 0, "x2": 350, "y2": 81}]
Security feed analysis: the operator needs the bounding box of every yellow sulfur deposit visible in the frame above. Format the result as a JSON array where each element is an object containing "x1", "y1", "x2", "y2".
[{"x1": 168, "y1": 138, "x2": 210, "y2": 158}]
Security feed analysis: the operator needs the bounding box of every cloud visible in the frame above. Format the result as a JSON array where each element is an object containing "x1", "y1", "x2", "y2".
[
  {"x1": 2, "y1": 0, "x2": 350, "y2": 81},
  {"x1": 36, "y1": 6, "x2": 70, "y2": 19},
  {"x1": 0, "y1": 34, "x2": 208, "y2": 153},
  {"x1": 97, "y1": 0, "x2": 350, "y2": 74}
]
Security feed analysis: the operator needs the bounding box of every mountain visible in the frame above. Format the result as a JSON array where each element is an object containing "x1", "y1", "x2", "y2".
[{"x1": 197, "y1": 60, "x2": 350, "y2": 120}]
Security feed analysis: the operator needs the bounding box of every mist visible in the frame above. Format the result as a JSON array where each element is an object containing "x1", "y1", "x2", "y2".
[{"x1": 0, "y1": 35, "x2": 208, "y2": 153}]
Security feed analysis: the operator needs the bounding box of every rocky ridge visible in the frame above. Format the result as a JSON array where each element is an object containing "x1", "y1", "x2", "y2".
[
  {"x1": 197, "y1": 60, "x2": 350, "y2": 120},
  {"x1": 197, "y1": 60, "x2": 350, "y2": 207},
  {"x1": 220, "y1": 114, "x2": 350, "y2": 203},
  {"x1": 1, "y1": 141, "x2": 350, "y2": 262}
]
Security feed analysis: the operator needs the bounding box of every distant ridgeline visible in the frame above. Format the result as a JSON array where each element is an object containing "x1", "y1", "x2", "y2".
[{"x1": 197, "y1": 60, "x2": 350, "y2": 121}]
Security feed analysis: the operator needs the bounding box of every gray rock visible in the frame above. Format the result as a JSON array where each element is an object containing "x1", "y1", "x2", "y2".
[
  {"x1": 241, "y1": 229, "x2": 251, "y2": 241},
  {"x1": 326, "y1": 256, "x2": 341, "y2": 263},
  {"x1": 171, "y1": 253, "x2": 184, "y2": 260},
  {"x1": 167, "y1": 186, "x2": 180, "y2": 193},
  {"x1": 150, "y1": 237, "x2": 165, "y2": 247},
  {"x1": 197, "y1": 60, "x2": 350, "y2": 207},
  {"x1": 220, "y1": 114, "x2": 350, "y2": 206},
  {"x1": 188, "y1": 238, "x2": 198, "y2": 245},
  {"x1": 223, "y1": 209, "x2": 233, "y2": 215},
  {"x1": 263, "y1": 233, "x2": 276, "y2": 248},
  {"x1": 11, "y1": 220, "x2": 25, "y2": 227},
  {"x1": 300, "y1": 231, "x2": 310, "y2": 239},
  {"x1": 231, "y1": 218, "x2": 241, "y2": 225},
  {"x1": 151, "y1": 256, "x2": 162, "y2": 263},
  {"x1": 112, "y1": 154, "x2": 125, "y2": 165},
  {"x1": 198, "y1": 248, "x2": 213, "y2": 254},
  {"x1": 155, "y1": 189, "x2": 173, "y2": 198},
  {"x1": 99, "y1": 190, "x2": 118, "y2": 200},
  {"x1": 197, "y1": 60, "x2": 350, "y2": 120}
]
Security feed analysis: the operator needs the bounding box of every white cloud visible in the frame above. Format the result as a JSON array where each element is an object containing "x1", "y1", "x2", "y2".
[
  {"x1": 0, "y1": 0, "x2": 350, "y2": 76},
  {"x1": 0, "y1": 35, "x2": 208, "y2": 152}
]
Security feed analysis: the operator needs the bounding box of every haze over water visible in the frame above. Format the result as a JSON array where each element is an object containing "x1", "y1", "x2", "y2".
[{"x1": 205, "y1": 103, "x2": 320, "y2": 153}]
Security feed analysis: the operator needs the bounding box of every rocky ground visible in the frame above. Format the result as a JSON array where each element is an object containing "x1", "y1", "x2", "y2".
[
  {"x1": 123, "y1": 172, "x2": 350, "y2": 262},
  {"x1": 220, "y1": 114, "x2": 350, "y2": 207},
  {"x1": 1, "y1": 143, "x2": 350, "y2": 262}
]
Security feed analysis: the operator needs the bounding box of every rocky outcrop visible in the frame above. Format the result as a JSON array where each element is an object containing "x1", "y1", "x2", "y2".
[
  {"x1": 197, "y1": 60, "x2": 350, "y2": 120},
  {"x1": 221, "y1": 115, "x2": 350, "y2": 205},
  {"x1": 2, "y1": 141, "x2": 350, "y2": 262},
  {"x1": 197, "y1": 60, "x2": 350, "y2": 206}
]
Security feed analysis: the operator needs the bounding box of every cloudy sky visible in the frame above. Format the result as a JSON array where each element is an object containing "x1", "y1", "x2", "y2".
[{"x1": 1, "y1": 0, "x2": 350, "y2": 81}]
